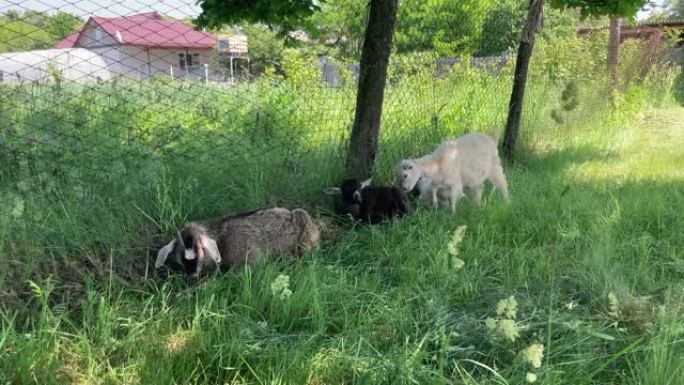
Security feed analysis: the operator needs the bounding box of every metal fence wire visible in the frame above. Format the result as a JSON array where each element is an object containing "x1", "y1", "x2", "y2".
[{"x1": 0, "y1": 1, "x2": 680, "y2": 286}]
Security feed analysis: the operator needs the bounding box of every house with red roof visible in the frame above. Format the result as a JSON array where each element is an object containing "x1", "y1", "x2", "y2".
[
  {"x1": 0, "y1": 12, "x2": 249, "y2": 84},
  {"x1": 53, "y1": 12, "x2": 224, "y2": 80}
]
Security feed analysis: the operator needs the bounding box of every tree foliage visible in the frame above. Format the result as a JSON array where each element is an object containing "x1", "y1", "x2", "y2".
[
  {"x1": 44, "y1": 12, "x2": 82, "y2": 41},
  {"x1": 477, "y1": 1, "x2": 526, "y2": 56},
  {"x1": 241, "y1": 24, "x2": 287, "y2": 74},
  {"x1": 305, "y1": 0, "x2": 368, "y2": 58},
  {"x1": 0, "y1": 10, "x2": 81, "y2": 52},
  {"x1": 666, "y1": 0, "x2": 684, "y2": 18},
  {"x1": 309, "y1": 0, "x2": 583, "y2": 58},
  {"x1": 394, "y1": 0, "x2": 493, "y2": 57},
  {"x1": 549, "y1": 0, "x2": 648, "y2": 18},
  {"x1": 195, "y1": 0, "x2": 322, "y2": 30},
  {"x1": 478, "y1": 0, "x2": 581, "y2": 56},
  {"x1": 192, "y1": 0, "x2": 596, "y2": 61},
  {"x1": 0, "y1": 19, "x2": 52, "y2": 52}
]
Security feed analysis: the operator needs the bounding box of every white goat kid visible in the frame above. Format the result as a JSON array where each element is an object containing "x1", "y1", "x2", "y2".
[
  {"x1": 397, "y1": 142, "x2": 462, "y2": 212},
  {"x1": 397, "y1": 132, "x2": 509, "y2": 212}
]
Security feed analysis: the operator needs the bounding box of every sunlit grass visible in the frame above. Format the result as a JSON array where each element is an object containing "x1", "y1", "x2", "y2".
[
  {"x1": 563, "y1": 111, "x2": 684, "y2": 183},
  {"x1": 1, "y1": 43, "x2": 683, "y2": 383}
]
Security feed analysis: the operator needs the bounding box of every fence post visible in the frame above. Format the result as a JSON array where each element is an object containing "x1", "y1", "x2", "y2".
[
  {"x1": 204, "y1": 63, "x2": 209, "y2": 84},
  {"x1": 607, "y1": 17, "x2": 621, "y2": 88},
  {"x1": 229, "y1": 56, "x2": 234, "y2": 85},
  {"x1": 170, "y1": 65, "x2": 174, "y2": 81}
]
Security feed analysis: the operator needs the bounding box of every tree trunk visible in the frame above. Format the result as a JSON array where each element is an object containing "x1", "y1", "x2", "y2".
[
  {"x1": 607, "y1": 17, "x2": 621, "y2": 88},
  {"x1": 345, "y1": 0, "x2": 399, "y2": 178},
  {"x1": 501, "y1": 0, "x2": 543, "y2": 162}
]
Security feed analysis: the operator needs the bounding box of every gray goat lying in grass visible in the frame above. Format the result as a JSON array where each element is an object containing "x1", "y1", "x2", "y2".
[
  {"x1": 155, "y1": 207, "x2": 320, "y2": 280},
  {"x1": 397, "y1": 132, "x2": 509, "y2": 212}
]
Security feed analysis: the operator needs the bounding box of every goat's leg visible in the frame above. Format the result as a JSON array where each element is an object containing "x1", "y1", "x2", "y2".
[
  {"x1": 489, "y1": 164, "x2": 510, "y2": 201},
  {"x1": 443, "y1": 184, "x2": 454, "y2": 213},
  {"x1": 471, "y1": 184, "x2": 484, "y2": 206},
  {"x1": 449, "y1": 184, "x2": 464, "y2": 214},
  {"x1": 431, "y1": 187, "x2": 439, "y2": 208}
]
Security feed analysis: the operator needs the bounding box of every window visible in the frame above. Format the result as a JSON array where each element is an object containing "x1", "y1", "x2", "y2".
[
  {"x1": 188, "y1": 54, "x2": 200, "y2": 69},
  {"x1": 179, "y1": 52, "x2": 200, "y2": 70}
]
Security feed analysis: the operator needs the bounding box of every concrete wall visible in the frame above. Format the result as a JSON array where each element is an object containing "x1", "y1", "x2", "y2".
[{"x1": 0, "y1": 48, "x2": 111, "y2": 83}]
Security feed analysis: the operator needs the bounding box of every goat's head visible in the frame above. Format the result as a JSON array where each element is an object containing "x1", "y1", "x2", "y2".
[
  {"x1": 323, "y1": 178, "x2": 372, "y2": 204},
  {"x1": 397, "y1": 160, "x2": 422, "y2": 193},
  {"x1": 155, "y1": 223, "x2": 221, "y2": 280}
]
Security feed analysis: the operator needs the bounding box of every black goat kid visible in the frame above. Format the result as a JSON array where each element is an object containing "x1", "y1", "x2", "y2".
[{"x1": 324, "y1": 178, "x2": 408, "y2": 224}]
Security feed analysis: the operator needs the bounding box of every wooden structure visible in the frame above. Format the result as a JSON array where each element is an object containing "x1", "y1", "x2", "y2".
[
  {"x1": 578, "y1": 19, "x2": 684, "y2": 81},
  {"x1": 578, "y1": 19, "x2": 684, "y2": 46},
  {"x1": 217, "y1": 34, "x2": 249, "y2": 82}
]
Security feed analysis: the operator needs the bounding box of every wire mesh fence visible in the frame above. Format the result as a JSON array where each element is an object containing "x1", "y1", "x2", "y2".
[{"x1": 0, "y1": 0, "x2": 681, "y2": 291}]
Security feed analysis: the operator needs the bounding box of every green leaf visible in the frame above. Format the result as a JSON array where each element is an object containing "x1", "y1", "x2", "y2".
[
  {"x1": 196, "y1": 0, "x2": 324, "y2": 30},
  {"x1": 548, "y1": 0, "x2": 647, "y2": 19},
  {"x1": 588, "y1": 331, "x2": 617, "y2": 341}
]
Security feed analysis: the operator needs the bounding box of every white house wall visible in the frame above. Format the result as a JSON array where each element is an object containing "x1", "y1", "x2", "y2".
[
  {"x1": 115, "y1": 46, "x2": 215, "y2": 80},
  {"x1": 77, "y1": 23, "x2": 117, "y2": 48},
  {"x1": 89, "y1": 46, "x2": 123, "y2": 74},
  {"x1": 0, "y1": 48, "x2": 111, "y2": 83}
]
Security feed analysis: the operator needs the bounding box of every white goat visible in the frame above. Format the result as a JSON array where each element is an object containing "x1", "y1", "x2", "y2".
[{"x1": 397, "y1": 132, "x2": 509, "y2": 212}]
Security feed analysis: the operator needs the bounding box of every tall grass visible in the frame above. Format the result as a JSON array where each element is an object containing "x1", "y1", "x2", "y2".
[{"x1": 1, "y1": 34, "x2": 683, "y2": 384}]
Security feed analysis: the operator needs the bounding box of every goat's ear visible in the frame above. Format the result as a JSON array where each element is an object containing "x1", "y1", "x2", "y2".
[
  {"x1": 360, "y1": 178, "x2": 372, "y2": 188},
  {"x1": 155, "y1": 239, "x2": 175, "y2": 268},
  {"x1": 323, "y1": 187, "x2": 342, "y2": 195},
  {"x1": 200, "y1": 235, "x2": 221, "y2": 264}
]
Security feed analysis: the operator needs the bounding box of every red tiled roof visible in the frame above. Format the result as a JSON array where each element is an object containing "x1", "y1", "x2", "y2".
[
  {"x1": 56, "y1": 12, "x2": 216, "y2": 50},
  {"x1": 54, "y1": 30, "x2": 80, "y2": 48}
]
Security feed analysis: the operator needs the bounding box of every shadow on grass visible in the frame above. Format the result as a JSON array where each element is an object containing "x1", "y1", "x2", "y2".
[
  {"x1": 2, "y1": 133, "x2": 682, "y2": 320},
  {"x1": 514, "y1": 143, "x2": 620, "y2": 175}
]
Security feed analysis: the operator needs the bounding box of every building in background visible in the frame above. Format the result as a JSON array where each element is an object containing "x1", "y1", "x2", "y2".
[
  {"x1": 217, "y1": 34, "x2": 249, "y2": 81},
  {"x1": 0, "y1": 47, "x2": 111, "y2": 83},
  {"x1": 54, "y1": 12, "x2": 215, "y2": 81},
  {"x1": 1, "y1": 12, "x2": 249, "y2": 83}
]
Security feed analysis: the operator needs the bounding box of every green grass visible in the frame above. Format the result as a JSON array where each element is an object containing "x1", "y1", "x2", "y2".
[
  {"x1": 1, "y1": 37, "x2": 684, "y2": 383},
  {"x1": 2, "y1": 106, "x2": 683, "y2": 384}
]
